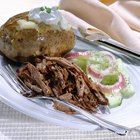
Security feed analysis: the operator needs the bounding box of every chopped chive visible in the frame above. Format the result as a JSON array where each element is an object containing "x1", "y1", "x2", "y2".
[
  {"x1": 46, "y1": 7, "x2": 51, "y2": 13},
  {"x1": 40, "y1": 6, "x2": 52, "y2": 13},
  {"x1": 40, "y1": 7, "x2": 45, "y2": 11}
]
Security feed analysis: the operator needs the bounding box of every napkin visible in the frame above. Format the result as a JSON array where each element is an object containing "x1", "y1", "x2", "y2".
[
  {"x1": 110, "y1": 1, "x2": 140, "y2": 32},
  {"x1": 60, "y1": 10, "x2": 110, "y2": 38},
  {"x1": 59, "y1": 0, "x2": 140, "y2": 53}
]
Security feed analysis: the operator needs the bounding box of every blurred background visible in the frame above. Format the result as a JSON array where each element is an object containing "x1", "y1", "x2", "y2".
[{"x1": 0, "y1": 0, "x2": 60, "y2": 25}]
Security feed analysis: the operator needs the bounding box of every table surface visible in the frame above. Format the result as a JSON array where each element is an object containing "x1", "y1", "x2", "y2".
[
  {"x1": 0, "y1": 101, "x2": 140, "y2": 140},
  {"x1": 0, "y1": 0, "x2": 140, "y2": 139}
]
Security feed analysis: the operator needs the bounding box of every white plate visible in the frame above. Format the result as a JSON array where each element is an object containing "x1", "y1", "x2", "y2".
[{"x1": 0, "y1": 38, "x2": 140, "y2": 131}]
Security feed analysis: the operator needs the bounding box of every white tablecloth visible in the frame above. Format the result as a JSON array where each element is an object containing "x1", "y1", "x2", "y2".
[{"x1": 0, "y1": 101, "x2": 140, "y2": 140}]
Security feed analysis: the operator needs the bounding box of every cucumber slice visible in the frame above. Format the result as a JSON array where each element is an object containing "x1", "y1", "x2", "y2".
[
  {"x1": 100, "y1": 73, "x2": 119, "y2": 85},
  {"x1": 121, "y1": 84, "x2": 135, "y2": 98},
  {"x1": 115, "y1": 59, "x2": 129, "y2": 79},
  {"x1": 105, "y1": 92, "x2": 122, "y2": 108},
  {"x1": 72, "y1": 58, "x2": 87, "y2": 72}
]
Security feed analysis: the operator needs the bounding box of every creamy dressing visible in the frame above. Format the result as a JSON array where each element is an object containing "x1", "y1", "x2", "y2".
[{"x1": 28, "y1": 7, "x2": 71, "y2": 30}]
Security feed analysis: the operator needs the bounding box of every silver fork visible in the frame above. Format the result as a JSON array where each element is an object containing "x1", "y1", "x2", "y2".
[{"x1": 0, "y1": 64, "x2": 130, "y2": 136}]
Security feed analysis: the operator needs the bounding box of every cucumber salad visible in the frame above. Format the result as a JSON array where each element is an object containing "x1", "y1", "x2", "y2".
[{"x1": 65, "y1": 51, "x2": 135, "y2": 108}]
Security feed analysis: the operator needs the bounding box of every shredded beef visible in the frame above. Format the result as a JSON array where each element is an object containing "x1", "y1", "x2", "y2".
[{"x1": 17, "y1": 56, "x2": 108, "y2": 114}]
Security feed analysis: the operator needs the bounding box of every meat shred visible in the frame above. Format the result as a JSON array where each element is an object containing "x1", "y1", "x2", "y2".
[{"x1": 17, "y1": 56, "x2": 108, "y2": 114}]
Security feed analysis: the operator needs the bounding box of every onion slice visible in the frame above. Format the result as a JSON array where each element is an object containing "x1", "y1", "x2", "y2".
[
  {"x1": 87, "y1": 64, "x2": 113, "y2": 79},
  {"x1": 65, "y1": 51, "x2": 92, "y2": 59},
  {"x1": 99, "y1": 74, "x2": 126, "y2": 93},
  {"x1": 100, "y1": 51, "x2": 116, "y2": 61}
]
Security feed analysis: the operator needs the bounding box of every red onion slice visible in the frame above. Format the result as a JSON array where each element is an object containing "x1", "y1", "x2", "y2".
[
  {"x1": 65, "y1": 51, "x2": 92, "y2": 59},
  {"x1": 99, "y1": 74, "x2": 126, "y2": 93},
  {"x1": 87, "y1": 64, "x2": 114, "y2": 79}
]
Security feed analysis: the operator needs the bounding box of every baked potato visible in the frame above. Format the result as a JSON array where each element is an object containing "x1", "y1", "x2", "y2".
[{"x1": 0, "y1": 8, "x2": 75, "y2": 62}]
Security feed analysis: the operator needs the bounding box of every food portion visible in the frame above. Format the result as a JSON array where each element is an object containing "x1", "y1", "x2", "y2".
[
  {"x1": 65, "y1": 51, "x2": 135, "y2": 108},
  {"x1": 0, "y1": 7, "x2": 75, "y2": 62},
  {"x1": 0, "y1": 5, "x2": 134, "y2": 114},
  {"x1": 17, "y1": 56, "x2": 108, "y2": 114}
]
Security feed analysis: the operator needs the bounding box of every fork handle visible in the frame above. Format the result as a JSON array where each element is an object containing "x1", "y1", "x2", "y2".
[{"x1": 47, "y1": 97, "x2": 130, "y2": 136}]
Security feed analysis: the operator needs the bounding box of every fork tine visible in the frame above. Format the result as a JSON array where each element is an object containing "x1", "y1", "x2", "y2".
[
  {"x1": 1, "y1": 66, "x2": 21, "y2": 93},
  {"x1": 7, "y1": 64, "x2": 31, "y2": 93},
  {"x1": 2, "y1": 64, "x2": 31, "y2": 94},
  {"x1": 3, "y1": 65, "x2": 25, "y2": 93}
]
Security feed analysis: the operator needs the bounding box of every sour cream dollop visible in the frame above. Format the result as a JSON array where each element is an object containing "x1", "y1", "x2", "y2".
[{"x1": 28, "y1": 7, "x2": 71, "y2": 30}]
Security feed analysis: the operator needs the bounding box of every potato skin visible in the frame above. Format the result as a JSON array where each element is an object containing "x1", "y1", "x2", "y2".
[{"x1": 0, "y1": 12, "x2": 75, "y2": 62}]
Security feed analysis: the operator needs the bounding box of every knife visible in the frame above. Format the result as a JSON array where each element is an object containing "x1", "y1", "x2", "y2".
[{"x1": 73, "y1": 28, "x2": 140, "y2": 60}]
